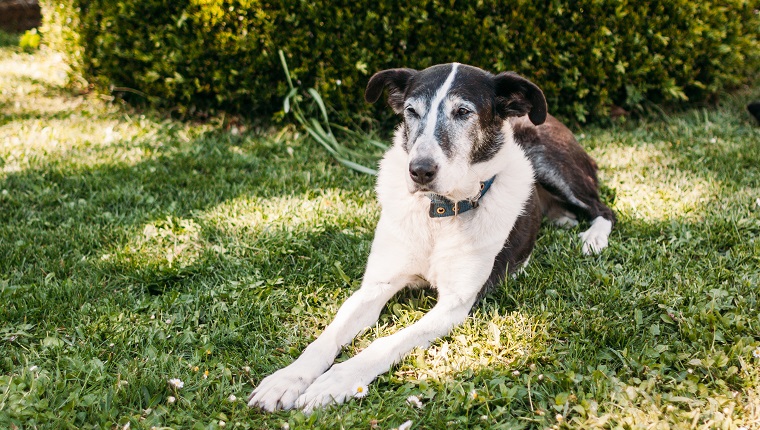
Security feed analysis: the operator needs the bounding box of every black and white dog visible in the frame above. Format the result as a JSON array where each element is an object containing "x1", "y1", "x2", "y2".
[{"x1": 249, "y1": 63, "x2": 615, "y2": 412}]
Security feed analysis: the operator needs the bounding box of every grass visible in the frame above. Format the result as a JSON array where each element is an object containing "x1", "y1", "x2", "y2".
[{"x1": 1, "y1": 46, "x2": 759, "y2": 430}]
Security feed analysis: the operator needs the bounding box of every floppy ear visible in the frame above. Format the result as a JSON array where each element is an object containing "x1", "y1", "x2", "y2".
[
  {"x1": 493, "y1": 72, "x2": 547, "y2": 125},
  {"x1": 365, "y1": 68, "x2": 418, "y2": 114}
]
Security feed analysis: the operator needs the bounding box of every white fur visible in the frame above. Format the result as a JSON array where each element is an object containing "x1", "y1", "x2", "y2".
[
  {"x1": 248, "y1": 120, "x2": 535, "y2": 412},
  {"x1": 579, "y1": 216, "x2": 612, "y2": 255}
]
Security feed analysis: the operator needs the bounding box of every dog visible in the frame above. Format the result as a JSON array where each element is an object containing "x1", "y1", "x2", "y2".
[{"x1": 248, "y1": 63, "x2": 615, "y2": 412}]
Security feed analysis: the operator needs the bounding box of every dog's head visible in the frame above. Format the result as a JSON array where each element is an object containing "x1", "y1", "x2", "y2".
[{"x1": 366, "y1": 63, "x2": 546, "y2": 200}]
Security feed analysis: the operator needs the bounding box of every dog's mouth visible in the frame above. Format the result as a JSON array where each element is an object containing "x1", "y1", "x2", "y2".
[{"x1": 409, "y1": 182, "x2": 438, "y2": 195}]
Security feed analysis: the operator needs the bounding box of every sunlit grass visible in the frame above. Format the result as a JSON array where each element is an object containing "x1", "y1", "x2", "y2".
[
  {"x1": 593, "y1": 142, "x2": 716, "y2": 221},
  {"x1": 1, "y1": 47, "x2": 759, "y2": 429}
]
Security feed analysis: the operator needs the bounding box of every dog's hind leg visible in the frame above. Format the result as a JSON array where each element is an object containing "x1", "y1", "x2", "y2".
[
  {"x1": 538, "y1": 167, "x2": 615, "y2": 255},
  {"x1": 514, "y1": 116, "x2": 615, "y2": 254},
  {"x1": 536, "y1": 175, "x2": 615, "y2": 255},
  {"x1": 536, "y1": 181, "x2": 613, "y2": 254}
]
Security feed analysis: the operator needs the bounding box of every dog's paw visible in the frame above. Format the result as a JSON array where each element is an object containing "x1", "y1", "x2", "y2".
[
  {"x1": 553, "y1": 214, "x2": 579, "y2": 229},
  {"x1": 247, "y1": 364, "x2": 319, "y2": 412},
  {"x1": 294, "y1": 363, "x2": 367, "y2": 413},
  {"x1": 579, "y1": 216, "x2": 612, "y2": 255}
]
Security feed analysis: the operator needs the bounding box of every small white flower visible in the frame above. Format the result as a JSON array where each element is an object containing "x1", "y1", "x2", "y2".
[
  {"x1": 242, "y1": 366, "x2": 251, "y2": 373},
  {"x1": 150, "y1": 314, "x2": 155, "y2": 320},
  {"x1": 122, "y1": 422, "x2": 130, "y2": 430},
  {"x1": 219, "y1": 420, "x2": 226, "y2": 427},
  {"x1": 512, "y1": 370, "x2": 520, "y2": 377},
  {"x1": 167, "y1": 395, "x2": 176, "y2": 404},
  {"x1": 753, "y1": 347, "x2": 760, "y2": 358},
  {"x1": 281, "y1": 424, "x2": 290, "y2": 430},
  {"x1": 228, "y1": 394, "x2": 237, "y2": 402},
  {"x1": 709, "y1": 137, "x2": 717, "y2": 144},
  {"x1": 336, "y1": 79, "x2": 342, "y2": 86},
  {"x1": 109, "y1": 343, "x2": 115, "y2": 348},
  {"x1": 398, "y1": 420, "x2": 413, "y2": 430},
  {"x1": 406, "y1": 395, "x2": 423, "y2": 408},
  {"x1": 168, "y1": 378, "x2": 184, "y2": 389},
  {"x1": 119, "y1": 380, "x2": 129, "y2": 386},
  {"x1": 469, "y1": 390, "x2": 478, "y2": 400},
  {"x1": 29, "y1": 365, "x2": 39, "y2": 372},
  {"x1": 353, "y1": 383, "x2": 369, "y2": 398},
  {"x1": 165, "y1": 319, "x2": 172, "y2": 324}
]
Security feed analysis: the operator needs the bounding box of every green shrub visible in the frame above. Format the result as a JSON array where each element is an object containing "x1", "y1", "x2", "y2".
[{"x1": 41, "y1": 0, "x2": 759, "y2": 123}]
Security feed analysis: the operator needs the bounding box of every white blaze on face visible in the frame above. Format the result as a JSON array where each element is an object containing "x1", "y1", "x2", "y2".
[{"x1": 407, "y1": 63, "x2": 460, "y2": 165}]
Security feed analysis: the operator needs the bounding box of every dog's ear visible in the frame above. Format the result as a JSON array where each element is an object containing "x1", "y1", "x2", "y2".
[
  {"x1": 365, "y1": 68, "x2": 418, "y2": 114},
  {"x1": 493, "y1": 72, "x2": 547, "y2": 125}
]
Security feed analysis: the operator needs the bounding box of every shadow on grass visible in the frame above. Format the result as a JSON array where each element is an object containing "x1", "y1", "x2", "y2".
[{"x1": 0, "y1": 122, "x2": 375, "y2": 319}]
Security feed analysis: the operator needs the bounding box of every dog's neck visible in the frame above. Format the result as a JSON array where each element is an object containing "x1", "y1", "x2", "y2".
[{"x1": 426, "y1": 176, "x2": 496, "y2": 218}]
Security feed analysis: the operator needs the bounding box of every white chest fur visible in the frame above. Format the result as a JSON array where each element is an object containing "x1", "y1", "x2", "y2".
[{"x1": 371, "y1": 125, "x2": 535, "y2": 291}]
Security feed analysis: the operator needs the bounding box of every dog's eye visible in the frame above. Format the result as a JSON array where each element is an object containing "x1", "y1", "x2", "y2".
[
  {"x1": 405, "y1": 106, "x2": 419, "y2": 118},
  {"x1": 455, "y1": 107, "x2": 472, "y2": 118}
]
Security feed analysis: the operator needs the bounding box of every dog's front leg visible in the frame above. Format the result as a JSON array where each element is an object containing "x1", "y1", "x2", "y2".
[
  {"x1": 246, "y1": 277, "x2": 408, "y2": 411},
  {"x1": 294, "y1": 288, "x2": 480, "y2": 413}
]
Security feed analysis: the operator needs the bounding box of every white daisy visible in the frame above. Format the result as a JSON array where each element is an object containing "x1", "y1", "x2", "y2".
[
  {"x1": 168, "y1": 378, "x2": 184, "y2": 389},
  {"x1": 753, "y1": 347, "x2": 760, "y2": 358},
  {"x1": 353, "y1": 383, "x2": 369, "y2": 398},
  {"x1": 406, "y1": 395, "x2": 423, "y2": 408}
]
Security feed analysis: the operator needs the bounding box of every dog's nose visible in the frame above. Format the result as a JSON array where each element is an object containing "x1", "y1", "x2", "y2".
[{"x1": 409, "y1": 159, "x2": 438, "y2": 185}]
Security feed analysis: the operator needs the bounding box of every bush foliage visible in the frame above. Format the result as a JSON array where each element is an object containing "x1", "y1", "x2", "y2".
[{"x1": 42, "y1": 0, "x2": 759, "y2": 123}]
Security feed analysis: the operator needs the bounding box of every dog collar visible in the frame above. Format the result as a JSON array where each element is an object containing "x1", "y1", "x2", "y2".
[{"x1": 427, "y1": 176, "x2": 496, "y2": 218}]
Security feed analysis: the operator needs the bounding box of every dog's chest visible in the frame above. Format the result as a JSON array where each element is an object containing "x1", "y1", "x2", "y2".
[{"x1": 376, "y1": 196, "x2": 507, "y2": 287}]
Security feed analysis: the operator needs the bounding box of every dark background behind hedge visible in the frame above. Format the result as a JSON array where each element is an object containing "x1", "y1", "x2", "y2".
[{"x1": 42, "y1": 0, "x2": 759, "y2": 124}]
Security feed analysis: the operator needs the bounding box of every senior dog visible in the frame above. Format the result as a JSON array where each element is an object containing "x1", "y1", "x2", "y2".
[{"x1": 249, "y1": 63, "x2": 615, "y2": 412}]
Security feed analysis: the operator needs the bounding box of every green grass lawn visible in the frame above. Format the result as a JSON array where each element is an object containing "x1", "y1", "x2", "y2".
[{"x1": 1, "y1": 46, "x2": 759, "y2": 430}]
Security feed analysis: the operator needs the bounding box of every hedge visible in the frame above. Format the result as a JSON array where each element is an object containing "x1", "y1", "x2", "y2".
[{"x1": 42, "y1": 0, "x2": 759, "y2": 123}]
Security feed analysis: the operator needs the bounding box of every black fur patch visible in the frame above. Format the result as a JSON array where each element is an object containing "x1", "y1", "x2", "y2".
[
  {"x1": 470, "y1": 126, "x2": 505, "y2": 164},
  {"x1": 434, "y1": 102, "x2": 455, "y2": 158}
]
